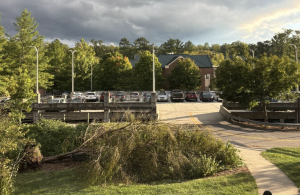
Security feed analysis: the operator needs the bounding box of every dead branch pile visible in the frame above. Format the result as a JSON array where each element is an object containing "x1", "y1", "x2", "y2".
[{"x1": 50, "y1": 121, "x2": 242, "y2": 184}]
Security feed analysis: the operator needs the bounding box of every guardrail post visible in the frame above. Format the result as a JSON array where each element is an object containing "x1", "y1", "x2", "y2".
[
  {"x1": 151, "y1": 92, "x2": 157, "y2": 120},
  {"x1": 32, "y1": 103, "x2": 40, "y2": 123},
  {"x1": 88, "y1": 113, "x2": 89, "y2": 123},
  {"x1": 297, "y1": 97, "x2": 300, "y2": 123},
  {"x1": 104, "y1": 91, "x2": 110, "y2": 122}
]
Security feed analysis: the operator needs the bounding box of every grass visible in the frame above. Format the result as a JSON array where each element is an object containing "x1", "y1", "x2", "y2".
[
  {"x1": 14, "y1": 168, "x2": 258, "y2": 195},
  {"x1": 261, "y1": 147, "x2": 300, "y2": 189}
]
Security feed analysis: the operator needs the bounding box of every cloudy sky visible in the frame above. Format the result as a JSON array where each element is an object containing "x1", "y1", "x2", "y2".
[{"x1": 0, "y1": 0, "x2": 300, "y2": 47}]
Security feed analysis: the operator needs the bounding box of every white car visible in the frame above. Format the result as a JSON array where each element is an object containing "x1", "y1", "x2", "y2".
[
  {"x1": 210, "y1": 91, "x2": 222, "y2": 102},
  {"x1": 48, "y1": 98, "x2": 66, "y2": 103},
  {"x1": 85, "y1": 92, "x2": 99, "y2": 102},
  {"x1": 71, "y1": 93, "x2": 85, "y2": 100},
  {"x1": 157, "y1": 91, "x2": 168, "y2": 102}
]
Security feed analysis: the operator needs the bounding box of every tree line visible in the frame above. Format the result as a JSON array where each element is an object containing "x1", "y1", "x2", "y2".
[{"x1": 1, "y1": 9, "x2": 300, "y2": 101}]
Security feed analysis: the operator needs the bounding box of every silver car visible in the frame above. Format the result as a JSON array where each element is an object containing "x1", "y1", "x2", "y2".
[
  {"x1": 129, "y1": 92, "x2": 140, "y2": 101},
  {"x1": 157, "y1": 91, "x2": 168, "y2": 102}
]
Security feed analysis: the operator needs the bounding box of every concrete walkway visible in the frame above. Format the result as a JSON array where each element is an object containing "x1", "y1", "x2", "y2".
[
  {"x1": 157, "y1": 102, "x2": 300, "y2": 195},
  {"x1": 238, "y1": 147, "x2": 299, "y2": 195}
]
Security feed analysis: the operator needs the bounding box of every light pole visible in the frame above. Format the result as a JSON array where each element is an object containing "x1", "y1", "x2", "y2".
[
  {"x1": 29, "y1": 46, "x2": 40, "y2": 103},
  {"x1": 152, "y1": 44, "x2": 155, "y2": 93},
  {"x1": 90, "y1": 63, "x2": 93, "y2": 91},
  {"x1": 250, "y1": 49, "x2": 256, "y2": 58},
  {"x1": 69, "y1": 50, "x2": 77, "y2": 96},
  {"x1": 289, "y1": 44, "x2": 299, "y2": 93}
]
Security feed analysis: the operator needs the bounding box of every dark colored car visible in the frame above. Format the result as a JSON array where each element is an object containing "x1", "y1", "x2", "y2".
[
  {"x1": 185, "y1": 91, "x2": 198, "y2": 101},
  {"x1": 143, "y1": 93, "x2": 152, "y2": 102},
  {"x1": 200, "y1": 92, "x2": 214, "y2": 102},
  {"x1": 171, "y1": 92, "x2": 184, "y2": 102},
  {"x1": 115, "y1": 91, "x2": 126, "y2": 101},
  {"x1": 100, "y1": 91, "x2": 112, "y2": 102}
]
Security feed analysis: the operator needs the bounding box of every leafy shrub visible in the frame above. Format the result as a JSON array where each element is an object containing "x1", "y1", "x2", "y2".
[
  {"x1": 25, "y1": 119, "x2": 87, "y2": 157},
  {"x1": 79, "y1": 122, "x2": 243, "y2": 184},
  {"x1": 0, "y1": 114, "x2": 29, "y2": 195}
]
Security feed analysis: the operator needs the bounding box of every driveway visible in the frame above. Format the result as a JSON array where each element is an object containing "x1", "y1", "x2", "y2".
[{"x1": 157, "y1": 102, "x2": 300, "y2": 148}]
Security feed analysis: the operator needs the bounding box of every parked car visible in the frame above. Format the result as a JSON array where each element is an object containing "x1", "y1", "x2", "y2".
[
  {"x1": 185, "y1": 91, "x2": 198, "y2": 101},
  {"x1": 48, "y1": 98, "x2": 66, "y2": 103},
  {"x1": 143, "y1": 92, "x2": 152, "y2": 102},
  {"x1": 115, "y1": 91, "x2": 126, "y2": 101},
  {"x1": 70, "y1": 98, "x2": 85, "y2": 103},
  {"x1": 129, "y1": 92, "x2": 140, "y2": 101},
  {"x1": 62, "y1": 91, "x2": 70, "y2": 99},
  {"x1": 210, "y1": 91, "x2": 222, "y2": 102},
  {"x1": 200, "y1": 92, "x2": 214, "y2": 102},
  {"x1": 85, "y1": 92, "x2": 99, "y2": 102},
  {"x1": 71, "y1": 93, "x2": 85, "y2": 100},
  {"x1": 157, "y1": 91, "x2": 168, "y2": 102},
  {"x1": 171, "y1": 90, "x2": 184, "y2": 102},
  {"x1": 100, "y1": 91, "x2": 112, "y2": 102}
]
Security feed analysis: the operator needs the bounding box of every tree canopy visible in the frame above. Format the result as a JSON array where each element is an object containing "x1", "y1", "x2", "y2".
[
  {"x1": 168, "y1": 58, "x2": 202, "y2": 91},
  {"x1": 134, "y1": 51, "x2": 164, "y2": 90},
  {"x1": 216, "y1": 55, "x2": 299, "y2": 121}
]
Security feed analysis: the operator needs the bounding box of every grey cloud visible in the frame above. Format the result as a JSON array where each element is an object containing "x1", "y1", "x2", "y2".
[{"x1": 0, "y1": 0, "x2": 299, "y2": 47}]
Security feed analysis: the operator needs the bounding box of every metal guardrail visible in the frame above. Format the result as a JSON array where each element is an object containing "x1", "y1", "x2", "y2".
[{"x1": 219, "y1": 105, "x2": 300, "y2": 128}]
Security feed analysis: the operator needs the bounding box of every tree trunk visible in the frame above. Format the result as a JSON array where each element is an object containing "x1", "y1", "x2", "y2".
[{"x1": 263, "y1": 103, "x2": 268, "y2": 122}]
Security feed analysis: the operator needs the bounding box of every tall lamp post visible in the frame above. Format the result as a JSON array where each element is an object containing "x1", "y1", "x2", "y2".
[
  {"x1": 250, "y1": 49, "x2": 256, "y2": 58},
  {"x1": 152, "y1": 44, "x2": 155, "y2": 93},
  {"x1": 289, "y1": 44, "x2": 299, "y2": 93},
  {"x1": 69, "y1": 50, "x2": 77, "y2": 96},
  {"x1": 29, "y1": 46, "x2": 40, "y2": 103},
  {"x1": 90, "y1": 63, "x2": 93, "y2": 91}
]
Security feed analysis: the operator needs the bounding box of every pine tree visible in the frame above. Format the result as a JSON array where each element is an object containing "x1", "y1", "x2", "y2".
[
  {"x1": 0, "y1": 13, "x2": 8, "y2": 96},
  {"x1": 4, "y1": 9, "x2": 53, "y2": 92}
]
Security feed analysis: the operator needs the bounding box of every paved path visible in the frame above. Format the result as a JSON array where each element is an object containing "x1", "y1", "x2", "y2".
[{"x1": 157, "y1": 102, "x2": 300, "y2": 195}]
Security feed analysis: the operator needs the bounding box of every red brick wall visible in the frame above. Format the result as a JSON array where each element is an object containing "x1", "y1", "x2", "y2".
[{"x1": 162, "y1": 58, "x2": 214, "y2": 91}]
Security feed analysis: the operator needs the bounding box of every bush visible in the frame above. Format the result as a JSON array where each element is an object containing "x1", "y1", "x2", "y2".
[
  {"x1": 0, "y1": 114, "x2": 29, "y2": 195},
  {"x1": 79, "y1": 122, "x2": 243, "y2": 184},
  {"x1": 25, "y1": 119, "x2": 88, "y2": 157}
]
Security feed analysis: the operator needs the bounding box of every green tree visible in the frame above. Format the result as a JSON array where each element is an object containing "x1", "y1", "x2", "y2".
[
  {"x1": 134, "y1": 51, "x2": 164, "y2": 90},
  {"x1": 7, "y1": 68, "x2": 36, "y2": 124},
  {"x1": 97, "y1": 52, "x2": 133, "y2": 90},
  {"x1": 73, "y1": 38, "x2": 98, "y2": 91},
  {"x1": 211, "y1": 53, "x2": 225, "y2": 67},
  {"x1": 216, "y1": 56, "x2": 299, "y2": 122},
  {"x1": 0, "y1": 13, "x2": 8, "y2": 96},
  {"x1": 44, "y1": 39, "x2": 71, "y2": 92},
  {"x1": 167, "y1": 58, "x2": 201, "y2": 90},
  {"x1": 159, "y1": 38, "x2": 184, "y2": 54},
  {"x1": 133, "y1": 37, "x2": 151, "y2": 54},
  {"x1": 4, "y1": 9, "x2": 53, "y2": 91},
  {"x1": 119, "y1": 38, "x2": 134, "y2": 58},
  {"x1": 183, "y1": 40, "x2": 195, "y2": 54}
]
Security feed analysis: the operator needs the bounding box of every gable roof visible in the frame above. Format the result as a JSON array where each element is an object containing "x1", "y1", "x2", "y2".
[
  {"x1": 129, "y1": 54, "x2": 213, "y2": 68},
  {"x1": 129, "y1": 54, "x2": 141, "y2": 68},
  {"x1": 158, "y1": 54, "x2": 213, "y2": 68}
]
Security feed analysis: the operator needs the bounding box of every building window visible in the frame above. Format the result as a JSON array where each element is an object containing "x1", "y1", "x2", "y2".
[{"x1": 205, "y1": 74, "x2": 210, "y2": 79}]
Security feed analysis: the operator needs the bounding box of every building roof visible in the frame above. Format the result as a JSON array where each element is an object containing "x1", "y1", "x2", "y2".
[
  {"x1": 129, "y1": 54, "x2": 213, "y2": 68},
  {"x1": 129, "y1": 55, "x2": 140, "y2": 68}
]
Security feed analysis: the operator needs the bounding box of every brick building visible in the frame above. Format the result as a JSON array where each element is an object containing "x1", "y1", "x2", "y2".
[{"x1": 130, "y1": 54, "x2": 214, "y2": 91}]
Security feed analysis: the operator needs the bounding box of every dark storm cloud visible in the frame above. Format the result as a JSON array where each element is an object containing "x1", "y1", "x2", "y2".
[{"x1": 0, "y1": 0, "x2": 299, "y2": 47}]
